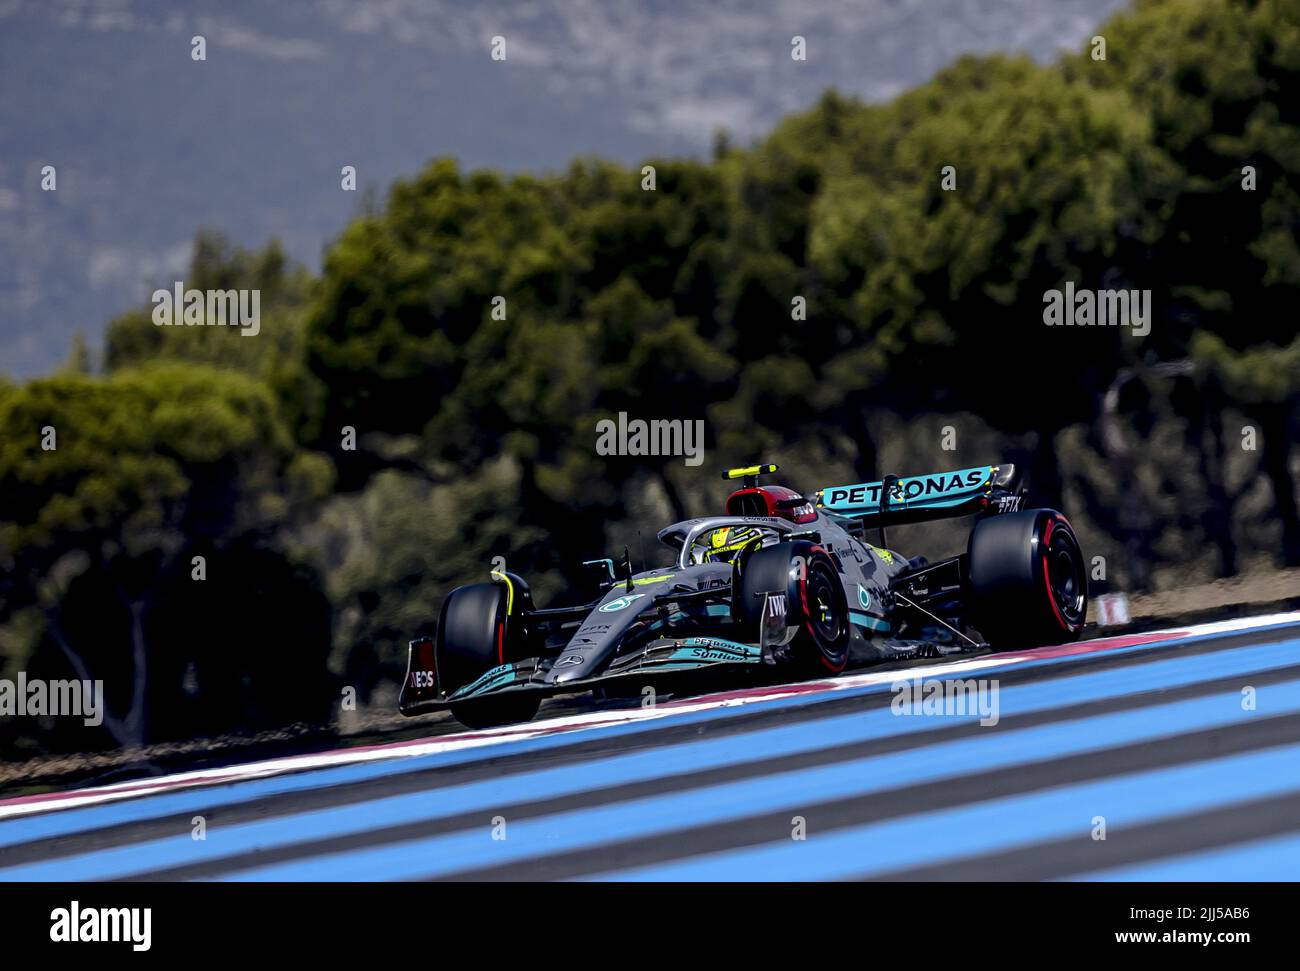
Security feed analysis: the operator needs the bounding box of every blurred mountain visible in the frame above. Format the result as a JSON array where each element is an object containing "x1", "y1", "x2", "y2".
[{"x1": 0, "y1": 0, "x2": 1126, "y2": 376}]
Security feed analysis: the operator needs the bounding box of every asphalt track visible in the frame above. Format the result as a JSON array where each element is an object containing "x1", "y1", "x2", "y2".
[{"x1": 1, "y1": 611, "x2": 1299, "y2": 881}]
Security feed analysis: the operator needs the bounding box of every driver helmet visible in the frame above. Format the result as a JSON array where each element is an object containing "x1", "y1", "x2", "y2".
[{"x1": 700, "y1": 525, "x2": 762, "y2": 564}]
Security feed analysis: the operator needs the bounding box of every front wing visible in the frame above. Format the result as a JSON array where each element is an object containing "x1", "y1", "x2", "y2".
[{"x1": 398, "y1": 635, "x2": 765, "y2": 716}]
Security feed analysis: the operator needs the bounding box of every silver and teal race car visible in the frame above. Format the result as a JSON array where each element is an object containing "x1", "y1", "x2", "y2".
[{"x1": 399, "y1": 463, "x2": 1087, "y2": 727}]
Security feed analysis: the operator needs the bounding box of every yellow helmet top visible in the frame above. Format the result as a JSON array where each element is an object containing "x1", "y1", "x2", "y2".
[{"x1": 703, "y1": 526, "x2": 761, "y2": 563}]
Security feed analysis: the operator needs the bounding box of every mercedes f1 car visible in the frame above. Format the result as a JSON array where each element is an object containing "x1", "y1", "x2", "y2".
[{"x1": 399, "y1": 463, "x2": 1088, "y2": 727}]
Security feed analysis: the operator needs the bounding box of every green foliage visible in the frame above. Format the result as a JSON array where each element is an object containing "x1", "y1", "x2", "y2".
[
  {"x1": 1, "y1": 364, "x2": 295, "y2": 554},
  {"x1": 1192, "y1": 332, "x2": 1300, "y2": 403},
  {"x1": 0, "y1": 363, "x2": 334, "y2": 753},
  {"x1": 1070, "y1": 0, "x2": 1300, "y2": 358},
  {"x1": 104, "y1": 232, "x2": 312, "y2": 378}
]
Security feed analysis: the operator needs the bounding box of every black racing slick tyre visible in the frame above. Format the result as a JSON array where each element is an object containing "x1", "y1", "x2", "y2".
[
  {"x1": 966, "y1": 508, "x2": 1087, "y2": 649},
  {"x1": 738, "y1": 541, "x2": 851, "y2": 675},
  {"x1": 437, "y1": 582, "x2": 541, "y2": 728}
]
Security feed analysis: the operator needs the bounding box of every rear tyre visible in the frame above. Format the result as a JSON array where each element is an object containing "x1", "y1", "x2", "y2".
[
  {"x1": 967, "y1": 509, "x2": 1087, "y2": 649},
  {"x1": 738, "y1": 541, "x2": 851, "y2": 675},
  {"x1": 437, "y1": 582, "x2": 541, "y2": 728}
]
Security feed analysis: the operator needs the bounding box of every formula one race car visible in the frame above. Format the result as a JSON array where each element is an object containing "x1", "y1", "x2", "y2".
[{"x1": 400, "y1": 463, "x2": 1088, "y2": 727}]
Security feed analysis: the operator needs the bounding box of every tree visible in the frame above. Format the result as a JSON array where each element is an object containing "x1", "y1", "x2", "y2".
[
  {"x1": 1073, "y1": 0, "x2": 1300, "y2": 565},
  {"x1": 0, "y1": 364, "x2": 333, "y2": 752}
]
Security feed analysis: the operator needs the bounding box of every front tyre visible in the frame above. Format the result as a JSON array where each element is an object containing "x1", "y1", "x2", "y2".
[
  {"x1": 967, "y1": 509, "x2": 1087, "y2": 649},
  {"x1": 437, "y1": 582, "x2": 541, "y2": 728},
  {"x1": 738, "y1": 541, "x2": 851, "y2": 675}
]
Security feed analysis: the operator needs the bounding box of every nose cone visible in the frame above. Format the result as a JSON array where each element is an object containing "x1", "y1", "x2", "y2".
[
  {"x1": 547, "y1": 583, "x2": 668, "y2": 683},
  {"x1": 545, "y1": 642, "x2": 608, "y2": 683},
  {"x1": 547, "y1": 661, "x2": 592, "y2": 685}
]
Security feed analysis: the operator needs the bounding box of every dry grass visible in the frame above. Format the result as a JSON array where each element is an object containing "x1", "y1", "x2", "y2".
[{"x1": 1091, "y1": 567, "x2": 1300, "y2": 624}]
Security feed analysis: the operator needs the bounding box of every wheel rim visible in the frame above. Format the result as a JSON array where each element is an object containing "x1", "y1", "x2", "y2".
[
  {"x1": 806, "y1": 560, "x2": 845, "y2": 644},
  {"x1": 1044, "y1": 526, "x2": 1086, "y2": 628}
]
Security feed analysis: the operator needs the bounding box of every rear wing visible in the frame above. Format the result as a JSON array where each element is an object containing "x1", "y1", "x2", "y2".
[{"x1": 815, "y1": 463, "x2": 1022, "y2": 528}]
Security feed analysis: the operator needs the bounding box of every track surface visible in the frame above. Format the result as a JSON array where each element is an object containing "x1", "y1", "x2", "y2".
[{"x1": 2, "y1": 612, "x2": 1299, "y2": 881}]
